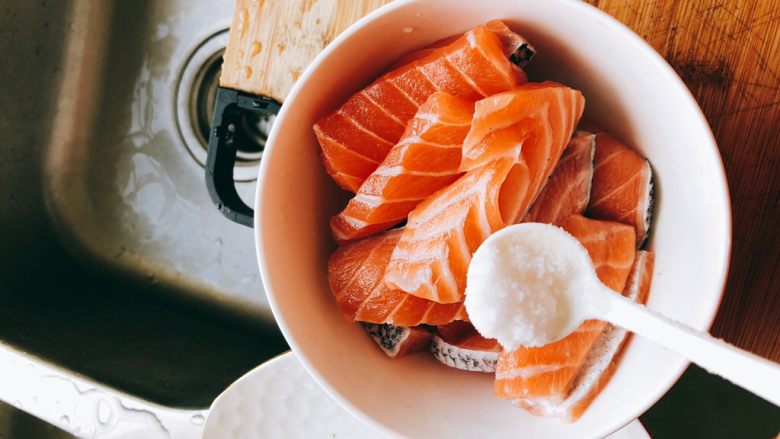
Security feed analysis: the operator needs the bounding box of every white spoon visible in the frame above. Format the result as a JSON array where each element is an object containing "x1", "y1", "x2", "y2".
[{"x1": 465, "y1": 223, "x2": 780, "y2": 407}]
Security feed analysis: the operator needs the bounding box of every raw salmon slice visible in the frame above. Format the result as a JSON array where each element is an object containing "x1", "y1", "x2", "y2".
[
  {"x1": 362, "y1": 323, "x2": 432, "y2": 358},
  {"x1": 392, "y1": 20, "x2": 535, "y2": 71},
  {"x1": 384, "y1": 84, "x2": 584, "y2": 304},
  {"x1": 315, "y1": 23, "x2": 525, "y2": 192},
  {"x1": 330, "y1": 92, "x2": 473, "y2": 242},
  {"x1": 586, "y1": 132, "x2": 654, "y2": 247},
  {"x1": 389, "y1": 35, "x2": 461, "y2": 70},
  {"x1": 557, "y1": 250, "x2": 655, "y2": 422},
  {"x1": 328, "y1": 229, "x2": 467, "y2": 326},
  {"x1": 523, "y1": 132, "x2": 595, "y2": 226},
  {"x1": 513, "y1": 250, "x2": 654, "y2": 422},
  {"x1": 430, "y1": 322, "x2": 501, "y2": 372},
  {"x1": 494, "y1": 215, "x2": 635, "y2": 401},
  {"x1": 384, "y1": 159, "x2": 522, "y2": 304},
  {"x1": 461, "y1": 82, "x2": 585, "y2": 173}
]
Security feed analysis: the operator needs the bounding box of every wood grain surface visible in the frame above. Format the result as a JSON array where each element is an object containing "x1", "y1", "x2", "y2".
[
  {"x1": 223, "y1": 0, "x2": 780, "y2": 361},
  {"x1": 220, "y1": 0, "x2": 388, "y2": 102}
]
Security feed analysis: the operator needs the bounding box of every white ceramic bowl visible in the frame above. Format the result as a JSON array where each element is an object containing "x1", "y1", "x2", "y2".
[{"x1": 256, "y1": 0, "x2": 732, "y2": 437}]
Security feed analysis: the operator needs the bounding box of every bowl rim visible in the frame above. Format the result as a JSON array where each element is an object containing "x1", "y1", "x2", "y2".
[{"x1": 254, "y1": 0, "x2": 733, "y2": 436}]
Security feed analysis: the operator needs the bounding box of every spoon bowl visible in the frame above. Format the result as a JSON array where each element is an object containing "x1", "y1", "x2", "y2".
[{"x1": 465, "y1": 223, "x2": 599, "y2": 349}]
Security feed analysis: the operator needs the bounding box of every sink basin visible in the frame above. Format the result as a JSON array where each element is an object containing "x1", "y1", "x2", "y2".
[{"x1": 0, "y1": 0, "x2": 286, "y2": 435}]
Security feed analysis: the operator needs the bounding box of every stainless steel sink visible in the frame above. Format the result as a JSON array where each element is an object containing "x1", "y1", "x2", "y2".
[{"x1": 0, "y1": 0, "x2": 286, "y2": 436}]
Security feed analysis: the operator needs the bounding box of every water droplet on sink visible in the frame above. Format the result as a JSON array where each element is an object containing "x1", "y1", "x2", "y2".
[
  {"x1": 97, "y1": 400, "x2": 113, "y2": 424},
  {"x1": 154, "y1": 23, "x2": 170, "y2": 39},
  {"x1": 402, "y1": 27, "x2": 414, "y2": 33},
  {"x1": 191, "y1": 414, "x2": 205, "y2": 425},
  {"x1": 244, "y1": 65, "x2": 253, "y2": 79},
  {"x1": 60, "y1": 415, "x2": 70, "y2": 426},
  {"x1": 238, "y1": 50, "x2": 245, "y2": 59}
]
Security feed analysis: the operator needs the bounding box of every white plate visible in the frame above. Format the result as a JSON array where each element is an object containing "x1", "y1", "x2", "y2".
[{"x1": 202, "y1": 352, "x2": 651, "y2": 439}]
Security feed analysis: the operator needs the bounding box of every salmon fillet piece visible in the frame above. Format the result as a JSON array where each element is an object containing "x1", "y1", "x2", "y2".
[
  {"x1": 461, "y1": 82, "x2": 585, "y2": 171},
  {"x1": 392, "y1": 20, "x2": 535, "y2": 71},
  {"x1": 384, "y1": 83, "x2": 585, "y2": 304},
  {"x1": 461, "y1": 82, "x2": 585, "y2": 223},
  {"x1": 315, "y1": 23, "x2": 525, "y2": 192},
  {"x1": 328, "y1": 229, "x2": 467, "y2": 326},
  {"x1": 586, "y1": 132, "x2": 654, "y2": 247},
  {"x1": 513, "y1": 251, "x2": 654, "y2": 422},
  {"x1": 494, "y1": 215, "x2": 636, "y2": 401},
  {"x1": 330, "y1": 92, "x2": 473, "y2": 242},
  {"x1": 523, "y1": 132, "x2": 595, "y2": 226},
  {"x1": 383, "y1": 159, "x2": 518, "y2": 304}
]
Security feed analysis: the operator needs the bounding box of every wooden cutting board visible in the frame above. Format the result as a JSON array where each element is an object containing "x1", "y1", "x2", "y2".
[
  {"x1": 221, "y1": 0, "x2": 780, "y2": 362},
  {"x1": 220, "y1": 0, "x2": 389, "y2": 103}
]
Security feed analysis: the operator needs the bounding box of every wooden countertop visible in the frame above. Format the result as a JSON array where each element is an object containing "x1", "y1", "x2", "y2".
[{"x1": 223, "y1": 0, "x2": 780, "y2": 361}]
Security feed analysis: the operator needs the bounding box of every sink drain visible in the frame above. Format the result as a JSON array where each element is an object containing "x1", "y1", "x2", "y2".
[{"x1": 175, "y1": 31, "x2": 273, "y2": 182}]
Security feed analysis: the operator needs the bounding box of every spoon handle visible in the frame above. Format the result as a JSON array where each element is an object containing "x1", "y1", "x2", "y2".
[{"x1": 594, "y1": 287, "x2": 780, "y2": 406}]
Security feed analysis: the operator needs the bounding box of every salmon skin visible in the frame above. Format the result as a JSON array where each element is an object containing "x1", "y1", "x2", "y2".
[
  {"x1": 315, "y1": 23, "x2": 527, "y2": 192},
  {"x1": 330, "y1": 92, "x2": 473, "y2": 242},
  {"x1": 523, "y1": 132, "x2": 595, "y2": 226},
  {"x1": 384, "y1": 83, "x2": 585, "y2": 304},
  {"x1": 586, "y1": 132, "x2": 654, "y2": 247},
  {"x1": 494, "y1": 215, "x2": 636, "y2": 402},
  {"x1": 435, "y1": 321, "x2": 500, "y2": 351},
  {"x1": 328, "y1": 229, "x2": 467, "y2": 327},
  {"x1": 430, "y1": 321, "x2": 501, "y2": 373},
  {"x1": 362, "y1": 323, "x2": 432, "y2": 358}
]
